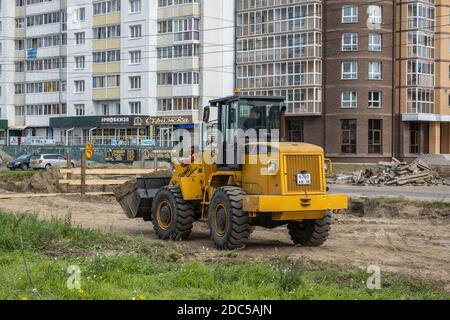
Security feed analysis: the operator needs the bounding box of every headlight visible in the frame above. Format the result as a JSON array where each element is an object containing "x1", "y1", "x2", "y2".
[{"x1": 267, "y1": 160, "x2": 279, "y2": 175}]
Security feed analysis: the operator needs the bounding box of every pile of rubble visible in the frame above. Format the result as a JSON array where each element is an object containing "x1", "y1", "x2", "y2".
[{"x1": 351, "y1": 158, "x2": 450, "y2": 187}]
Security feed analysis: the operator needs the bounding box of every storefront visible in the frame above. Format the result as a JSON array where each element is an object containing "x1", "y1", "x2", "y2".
[{"x1": 49, "y1": 115, "x2": 193, "y2": 147}]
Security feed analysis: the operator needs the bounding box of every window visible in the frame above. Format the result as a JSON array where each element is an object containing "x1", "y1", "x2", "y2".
[
  {"x1": 342, "y1": 5, "x2": 358, "y2": 23},
  {"x1": 129, "y1": 25, "x2": 142, "y2": 39},
  {"x1": 74, "y1": 56, "x2": 85, "y2": 69},
  {"x1": 75, "y1": 32, "x2": 85, "y2": 45},
  {"x1": 93, "y1": 75, "x2": 120, "y2": 88},
  {"x1": 74, "y1": 80, "x2": 85, "y2": 93},
  {"x1": 341, "y1": 91, "x2": 357, "y2": 108},
  {"x1": 93, "y1": 0, "x2": 121, "y2": 15},
  {"x1": 368, "y1": 62, "x2": 382, "y2": 80},
  {"x1": 410, "y1": 122, "x2": 420, "y2": 154},
  {"x1": 368, "y1": 91, "x2": 382, "y2": 108},
  {"x1": 93, "y1": 50, "x2": 120, "y2": 63},
  {"x1": 129, "y1": 76, "x2": 141, "y2": 90},
  {"x1": 287, "y1": 120, "x2": 304, "y2": 142},
  {"x1": 368, "y1": 5, "x2": 382, "y2": 24},
  {"x1": 129, "y1": 0, "x2": 141, "y2": 13},
  {"x1": 448, "y1": 94, "x2": 450, "y2": 107},
  {"x1": 342, "y1": 33, "x2": 358, "y2": 51},
  {"x1": 74, "y1": 7, "x2": 85, "y2": 22},
  {"x1": 93, "y1": 25, "x2": 121, "y2": 39},
  {"x1": 129, "y1": 50, "x2": 141, "y2": 64},
  {"x1": 129, "y1": 101, "x2": 142, "y2": 114},
  {"x1": 368, "y1": 33, "x2": 381, "y2": 51},
  {"x1": 368, "y1": 120, "x2": 382, "y2": 154},
  {"x1": 75, "y1": 104, "x2": 85, "y2": 116},
  {"x1": 341, "y1": 61, "x2": 357, "y2": 80},
  {"x1": 341, "y1": 119, "x2": 357, "y2": 154}
]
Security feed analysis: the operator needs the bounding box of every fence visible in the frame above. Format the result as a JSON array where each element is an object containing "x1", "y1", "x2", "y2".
[{"x1": 1, "y1": 145, "x2": 172, "y2": 164}]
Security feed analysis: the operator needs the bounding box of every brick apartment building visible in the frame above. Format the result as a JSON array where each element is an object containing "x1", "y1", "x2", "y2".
[{"x1": 236, "y1": 0, "x2": 450, "y2": 162}]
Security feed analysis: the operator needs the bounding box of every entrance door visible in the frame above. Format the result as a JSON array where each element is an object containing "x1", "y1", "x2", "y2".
[
  {"x1": 0, "y1": 130, "x2": 5, "y2": 145},
  {"x1": 159, "y1": 127, "x2": 172, "y2": 147}
]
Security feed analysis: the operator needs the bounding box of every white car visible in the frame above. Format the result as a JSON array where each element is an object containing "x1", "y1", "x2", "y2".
[{"x1": 30, "y1": 154, "x2": 76, "y2": 170}]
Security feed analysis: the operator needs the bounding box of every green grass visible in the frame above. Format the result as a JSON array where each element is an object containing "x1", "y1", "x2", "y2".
[
  {"x1": 0, "y1": 170, "x2": 38, "y2": 178},
  {"x1": 0, "y1": 210, "x2": 448, "y2": 300}
]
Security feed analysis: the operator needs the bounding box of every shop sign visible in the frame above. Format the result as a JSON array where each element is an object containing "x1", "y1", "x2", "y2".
[
  {"x1": 96, "y1": 116, "x2": 193, "y2": 127},
  {"x1": 106, "y1": 149, "x2": 138, "y2": 163},
  {"x1": 9, "y1": 137, "x2": 19, "y2": 146},
  {"x1": 132, "y1": 116, "x2": 192, "y2": 127},
  {"x1": 99, "y1": 117, "x2": 131, "y2": 126}
]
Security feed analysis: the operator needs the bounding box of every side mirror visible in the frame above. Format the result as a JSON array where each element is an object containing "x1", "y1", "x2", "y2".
[{"x1": 202, "y1": 106, "x2": 210, "y2": 123}]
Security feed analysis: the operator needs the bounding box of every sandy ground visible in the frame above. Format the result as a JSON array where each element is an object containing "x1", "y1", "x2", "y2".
[{"x1": 0, "y1": 194, "x2": 449, "y2": 291}]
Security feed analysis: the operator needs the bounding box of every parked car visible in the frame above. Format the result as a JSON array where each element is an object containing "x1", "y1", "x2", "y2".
[
  {"x1": 7, "y1": 154, "x2": 32, "y2": 170},
  {"x1": 30, "y1": 154, "x2": 76, "y2": 170}
]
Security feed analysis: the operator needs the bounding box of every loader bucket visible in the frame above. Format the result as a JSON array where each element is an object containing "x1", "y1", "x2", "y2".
[{"x1": 114, "y1": 176, "x2": 171, "y2": 220}]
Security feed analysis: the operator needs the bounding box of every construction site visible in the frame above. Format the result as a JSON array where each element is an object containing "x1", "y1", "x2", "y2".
[
  {"x1": 1, "y1": 97, "x2": 449, "y2": 301},
  {"x1": 1, "y1": 145, "x2": 450, "y2": 299}
]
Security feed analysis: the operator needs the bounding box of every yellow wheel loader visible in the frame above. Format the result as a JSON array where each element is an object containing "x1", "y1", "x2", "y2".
[{"x1": 116, "y1": 95, "x2": 348, "y2": 250}]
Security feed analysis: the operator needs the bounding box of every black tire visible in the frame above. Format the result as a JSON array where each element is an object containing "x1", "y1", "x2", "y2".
[
  {"x1": 287, "y1": 211, "x2": 332, "y2": 247},
  {"x1": 151, "y1": 185, "x2": 195, "y2": 241},
  {"x1": 45, "y1": 164, "x2": 52, "y2": 170},
  {"x1": 208, "y1": 187, "x2": 251, "y2": 250},
  {"x1": 20, "y1": 164, "x2": 28, "y2": 171}
]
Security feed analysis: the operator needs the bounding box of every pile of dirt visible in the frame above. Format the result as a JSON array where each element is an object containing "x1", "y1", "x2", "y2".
[
  {"x1": 0, "y1": 168, "x2": 63, "y2": 193},
  {"x1": 346, "y1": 197, "x2": 450, "y2": 219}
]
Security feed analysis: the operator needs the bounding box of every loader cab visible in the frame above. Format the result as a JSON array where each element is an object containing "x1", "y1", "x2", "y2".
[{"x1": 207, "y1": 95, "x2": 286, "y2": 170}]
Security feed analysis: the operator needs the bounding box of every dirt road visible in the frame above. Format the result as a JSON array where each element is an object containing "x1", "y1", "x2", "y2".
[
  {"x1": 0, "y1": 194, "x2": 449, "y2": 290},
  {"x1": 330, "y1": 184, "x2": 450, "y2": 202}
]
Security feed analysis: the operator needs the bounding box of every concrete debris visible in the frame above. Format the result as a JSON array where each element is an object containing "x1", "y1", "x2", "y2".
[{"x1": 349, "y1": 158, "x2": 450, "y2": 187}]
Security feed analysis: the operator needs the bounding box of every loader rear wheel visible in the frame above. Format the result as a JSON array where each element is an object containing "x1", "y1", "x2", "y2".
[
  {"x1": 288, "y1": 211, "x2": 332, "y2": 247},
  {"x1": 151, "y1": 186, "x2": 195, "y2": 241},
  {"x1": 208, "y1": 187, "x2": 251, "y2": 250}
]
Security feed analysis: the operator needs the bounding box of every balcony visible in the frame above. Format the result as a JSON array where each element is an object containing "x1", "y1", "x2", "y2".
[
  {"x1": 237, "y1": 45, "x2": 322, "y2": 64},
  {"x1": 407, "y1": 87, "x2": 434, "y2": 114},
  {"x1": 286, "y1": 102, "x2": 322, "y2": 115},
  {"x1": 92, "y1": 88, "x2": 121, "y2": 101}
]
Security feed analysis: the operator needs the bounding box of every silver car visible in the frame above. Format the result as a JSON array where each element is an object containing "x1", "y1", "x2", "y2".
[{"x1": 30, "y1": 154, "x2": 76, "y2": 170}]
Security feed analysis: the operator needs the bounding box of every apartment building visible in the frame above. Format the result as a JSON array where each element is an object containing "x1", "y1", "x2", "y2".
[
  {"x1": 236, "y1": 0, "x2": 450, "y2": 161},
  {"x1": 0, "y1": 0, "x2": 68, "y2": 146},
  {"x1": 397, "y1": 0, "x2": 450, "y2": 159},
  {"x1": 236, "y1": 0, "x2": 324, "y2": 145},
  {"x1": 0, "y1": 0, "x2": 234, "y2": 147},
  {"x1": 323, "y1": 1, "x2": 395, "y2": 161}
]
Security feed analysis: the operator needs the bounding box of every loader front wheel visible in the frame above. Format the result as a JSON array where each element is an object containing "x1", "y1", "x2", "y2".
[
  {"x1": 288, "y1": 211, "x2": 332, "y2": 247},
  {"x1": 208, "y1": 187, "x2": 251, "y2": 250},
  {"x1": 151, "y1": 186, "x2": 195, "y2": 241}
]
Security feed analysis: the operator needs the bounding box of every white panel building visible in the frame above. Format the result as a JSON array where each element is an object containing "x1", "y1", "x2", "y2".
[{"x1": 0, "y1": 0, "x2": 234, "y2": 147}]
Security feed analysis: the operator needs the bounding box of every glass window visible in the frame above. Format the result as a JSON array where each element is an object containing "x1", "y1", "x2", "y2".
[
  {"x1": 368, "y1": 62, "x2": 382, "y2": 80},
  {"x1": 368, "y1": 33, "x2": 381, "y2": 51},
  {"x1": 368, "y1": 5, "x2": 382, "y2": 24},
  {"x1": 341, "y1": 91, "x2": 357, "y2": 108},
  {"x1": 342, "y1": 5, "x2": 358, "y2": 23},
  {"x1": 341, "y1": 119, "x2": 357, "y2": 154},
  {"x1": 342, "y1": 33, "x2": 358, "y2": 51},
  {"x1": 368, "y1": 91, "x2": 381, "y2": 108},
  {"x1": 341, "y1": 61, "x2": 358, "y2": 80}
]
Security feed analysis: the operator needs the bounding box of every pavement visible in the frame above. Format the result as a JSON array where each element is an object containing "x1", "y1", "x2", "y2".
[{"x1": 329, "y1": 184, "x2": 450, "y2": 202}]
